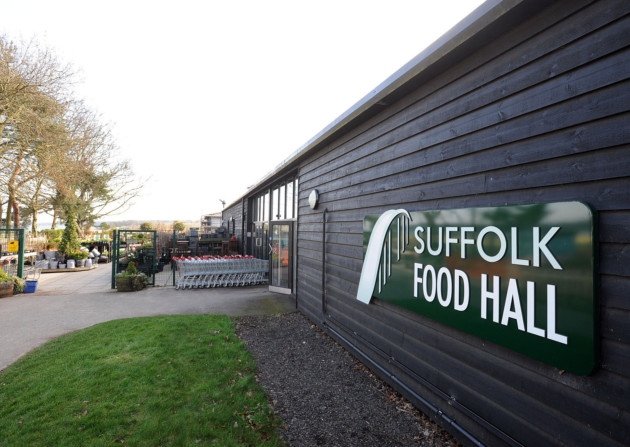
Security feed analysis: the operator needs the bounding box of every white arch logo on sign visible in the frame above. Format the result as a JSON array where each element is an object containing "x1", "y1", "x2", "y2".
[{"x1": 356, "y1": 209, "x2": 411, "y2": 304}]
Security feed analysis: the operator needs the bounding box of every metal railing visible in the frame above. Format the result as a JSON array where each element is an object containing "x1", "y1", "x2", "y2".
[{"x1": 0, "y1": 228, "x2": 26, "y2": 278}]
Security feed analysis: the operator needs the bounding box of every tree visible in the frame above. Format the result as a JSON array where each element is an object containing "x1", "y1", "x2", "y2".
[
  {"x1": 0, "y1": 35, "x2": 73, "y2": 230},
  {"x1": 173, "y1": 221, "x2": 185, "y2": 233},
  {"x1": 58, "y1": 209, "x2": 81, "y2": 256},
  {"x1": 1, "y1": 35, "x2": 144, "y2": 233},
  {"x1": 139, "y1": 222, "x2": 153, "y2": 231},
  {"x1": 41, "y1": 228, "x2": 63, "y2": 249},
  {"x1": 48, "y1": 100, "x2": 143, "y2": 236}
]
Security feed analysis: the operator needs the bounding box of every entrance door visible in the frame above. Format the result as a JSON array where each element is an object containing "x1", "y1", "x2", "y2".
[{"x1": 269, "y1": 222, "x2": 293, "y2": 294}]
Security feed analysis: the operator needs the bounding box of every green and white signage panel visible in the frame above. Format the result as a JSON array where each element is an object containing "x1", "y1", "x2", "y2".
[{"x1": 358, "y1": 202, "x2": 597, "y2": 375}]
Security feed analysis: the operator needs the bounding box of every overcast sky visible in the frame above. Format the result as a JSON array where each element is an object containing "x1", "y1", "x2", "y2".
[{"x1": 1, "y1": 0, "x2": 485, "y2": 223}]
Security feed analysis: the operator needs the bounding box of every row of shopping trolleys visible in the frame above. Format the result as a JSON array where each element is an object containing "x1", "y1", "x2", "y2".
[{"x1": 174, "y1": 256, "x2": 269, "y2": 289}]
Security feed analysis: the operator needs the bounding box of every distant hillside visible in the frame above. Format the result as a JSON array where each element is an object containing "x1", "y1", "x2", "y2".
[
  {"x1": 95, "y1": 219, "x2": 201, "y2": 231},
  {"x1": 34, "y1": 219, "x2": 203, "y2": 233}
]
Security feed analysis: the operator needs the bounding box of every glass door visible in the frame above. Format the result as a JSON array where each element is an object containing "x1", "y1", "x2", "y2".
[
  {"x1": 252, "y1": 222, "x2": 269, "y2": 261},
  {"x1": 270, "y1": 222, "x2": 293, "y2": 293}
]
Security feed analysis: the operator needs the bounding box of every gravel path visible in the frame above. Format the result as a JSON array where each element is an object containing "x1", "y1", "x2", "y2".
[{"x1": 235, "y1": 312, "x2": 461, "y2": 447}]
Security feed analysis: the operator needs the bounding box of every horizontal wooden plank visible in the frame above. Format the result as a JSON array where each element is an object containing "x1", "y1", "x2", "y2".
[
  {"x1": 601, "y1": 275, "x2": 630, "y2": 311},
  {"x1": 601, "y1": 339, "x2": 630, "y2": 377},
  {"x1": 600, "y1": 210, "x2": 630, "y2": 244},
  {"x1": 601, "y1": 307, "x2": 630, "y2": 343},
  {"x1": 600, "y1": 242, "x2": 630, "y2": 277}
]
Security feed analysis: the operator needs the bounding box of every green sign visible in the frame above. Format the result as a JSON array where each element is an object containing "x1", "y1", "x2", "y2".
[{"x1": 358, "y1": 202, "x2": 598, "y2": 375}]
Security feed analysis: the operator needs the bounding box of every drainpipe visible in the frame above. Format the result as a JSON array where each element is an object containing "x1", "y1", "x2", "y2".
[
  {"x1": 110, "y1": 229, "x2": 118, "y2": 289},
  {"x1": 171, "y1": 229, "x2": 177, "y2": 287},
  {"x1": 321, "y1": 208, "x2": 328, "y2": 315}
]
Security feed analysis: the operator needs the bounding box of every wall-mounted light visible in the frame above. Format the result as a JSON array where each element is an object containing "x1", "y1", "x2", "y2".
[{"x1": 309, "y1": 189, "x2": 320, "y2": 210}]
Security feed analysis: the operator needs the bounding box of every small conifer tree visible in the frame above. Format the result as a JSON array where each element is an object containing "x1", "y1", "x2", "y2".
[{"x1": 59, "y1": 210, "x2": 81, "y2": 256}]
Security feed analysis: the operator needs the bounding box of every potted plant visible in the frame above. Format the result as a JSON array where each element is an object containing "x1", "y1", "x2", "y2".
[
  {"x1": 58, "y1": 210, "x2": 81, "y2": 268},
  {"x1": 74, "y1": 250, "x2": 89, "y2": 267},
  {"x1": 58, "y1": 253, "x2": 67, "y2": 269},
  {"x1": 65, "y1": 252, "x2": 77, "y2": 268},
  {"x1": 0, "y1": 269, "x2": 17, "y2": 298},
  {"x1": 0, "y1": 269, "x2": 25, "y2": 298},
  {"x1": 115, "y1": 261, "x2": 148, "y2": 292},
  {"x1": 64, "y1": 250, "x2": 87, "y2": 268}
]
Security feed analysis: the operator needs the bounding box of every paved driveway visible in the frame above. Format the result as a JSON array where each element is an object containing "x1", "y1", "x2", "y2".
[{"x1": 0, "y1": 264, "x2": 295, "y2": 370}]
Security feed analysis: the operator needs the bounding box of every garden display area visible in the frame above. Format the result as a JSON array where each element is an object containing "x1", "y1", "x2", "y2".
[{"x1": 0, "y1": 211, "x2": 113, "y2": 298}]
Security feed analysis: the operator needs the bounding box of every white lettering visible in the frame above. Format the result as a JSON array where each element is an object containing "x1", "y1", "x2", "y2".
[
  {"x1": 427, "y1": 227, "x2": 443, "y2": 256},
  {"x1": 481, "y1": 274, "x2": 500, "y2": 323},
  {"x1": 511, "y1": 227, "x2": 529, "y2": 266},
  {"x1": 423, "y1": 264, "x2": 437, "y2": 302},
  {"x1": 445, "y1": 227, "x2": 458, "y2": 257},
  {"x1": 533, "y1": 227, "x2": 562, "y2": 270},
  {"x1": 454, "y1": 269, "x2": 470, "y2": 311},
  {"x1": 412, "y1": 225, "x2": 562, "y2": 270},
  {"x1": 460, "y1": 227, "x2": 475, "y2": 259},
  {"x1": 437, "y1": 267, "x2": 452, "y2": 306},
  {"x1": 480, "y1": 279, "x2": 568, "y2": 344},
  {"x1": 414, "y1": 264, "x2": 470, "y2": 311},
  {"x1": 546, "y1": 284, "x2": 568, "y2": 344},
  {"x1": 526, "y1": 281, "x2": 545, "y2": 338},
  {"x1": 414, "y1": 227, "x2": 425, "y2": 254},
  {"x1": 413, "y1": 263, "x2": 423, "y2": 298},
  {"x1": 501, "y1": 278, "x2": 525, "y2": 330},
  {"x1": 477, "y1": 226, "x2": 507, "y2": 263}
]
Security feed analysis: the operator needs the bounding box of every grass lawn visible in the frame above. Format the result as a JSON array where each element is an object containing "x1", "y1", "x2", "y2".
[{"x1": 0, "y1": 315, "x2": 285, "y2": 446}]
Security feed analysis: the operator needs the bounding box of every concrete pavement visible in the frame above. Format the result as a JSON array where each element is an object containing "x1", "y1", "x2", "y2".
[{"x1": 0, "y1": 263, "x2": 296, "y2": 371}]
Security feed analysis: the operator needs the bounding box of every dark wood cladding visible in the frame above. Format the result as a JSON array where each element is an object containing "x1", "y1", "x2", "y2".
[
  {"x1": 222, "y1": 201, "x2": 245, "y2": 248},
  {"x1": 295, "y1": 1, "x2": 630, "y2": 446}
]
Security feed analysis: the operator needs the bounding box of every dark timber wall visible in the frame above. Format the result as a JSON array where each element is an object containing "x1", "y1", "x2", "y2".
[
  {"x1": 222, "y1": 200, "x2": 245, "y2": 254},
  {"x1": 295, "y1": 1, "x2": 629, "y2": 445}
]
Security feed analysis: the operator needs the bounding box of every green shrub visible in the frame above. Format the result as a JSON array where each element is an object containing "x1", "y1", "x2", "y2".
[
  {"x1": 65, "y1": 250, "x2": 89, "y2": 260},
  {"x1": 12, "y1": 276, "x2": 25, "y2": 294},
  {"x1": 0, "y1": 269, "x2": 10, "y2": 283}
]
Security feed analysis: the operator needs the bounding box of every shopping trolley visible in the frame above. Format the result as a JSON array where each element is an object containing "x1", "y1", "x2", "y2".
[{"x1": 175, "y1": 256, "x2": 269, "y2": 289}]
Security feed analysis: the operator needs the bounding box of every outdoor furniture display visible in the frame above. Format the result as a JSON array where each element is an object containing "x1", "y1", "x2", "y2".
[
  {"x1": 197, "y1": 238, "x2": 228, "y2": 256},
  {"x1": 174, "y1": 256, "x2": 268, "y2": 289}
]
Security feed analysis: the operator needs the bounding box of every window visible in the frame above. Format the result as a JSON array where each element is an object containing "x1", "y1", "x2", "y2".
[
  {"x1": 286, "y1": 180, "x2": 294, "y2": 219},
  {"x1": 254, "y1": 192, "x2": 270, "y2": 222},
  {"x1": 272, "y1": 188, "x2": 279, "y2": 220},
  {"x1": 255, "y1": 177, "x2": 298, "y2": 222}
]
